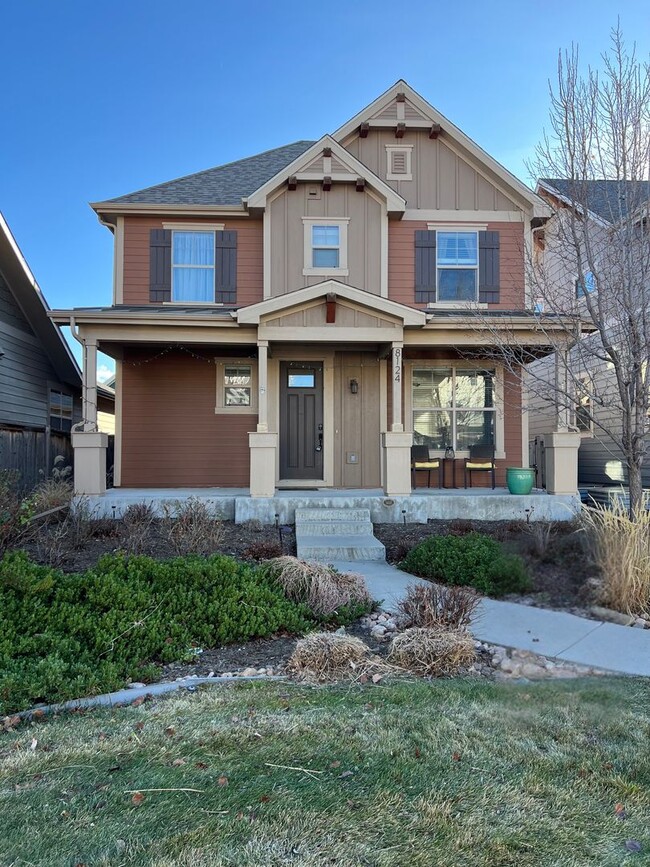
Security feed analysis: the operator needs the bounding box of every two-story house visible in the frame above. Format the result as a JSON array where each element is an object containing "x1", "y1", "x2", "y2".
[{"x1": 52, "y1": 81, "x2": 579, "y2": 508}]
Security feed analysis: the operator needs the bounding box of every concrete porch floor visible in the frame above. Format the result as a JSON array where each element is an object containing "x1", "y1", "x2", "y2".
[{"x1": 78, "y1": 487, "x2": 581, "y2": 523}]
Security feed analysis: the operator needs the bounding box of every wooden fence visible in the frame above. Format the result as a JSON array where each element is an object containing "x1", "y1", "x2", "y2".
[{"x1": 0, "y1": 428, "x2": 114, "y2": 492}]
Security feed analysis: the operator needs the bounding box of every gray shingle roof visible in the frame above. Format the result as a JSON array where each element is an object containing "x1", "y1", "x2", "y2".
[
  {"x1": 104, "y1": 141, "x2": 316, "y2": 206},
  {"x1": 541, "y1": 178, "x2": 650, "y2": 223}
]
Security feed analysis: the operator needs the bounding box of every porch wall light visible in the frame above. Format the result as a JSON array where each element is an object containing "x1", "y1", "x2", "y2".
[{"x1": 349, "y1": 379, "x2": 359, "y2": 394}]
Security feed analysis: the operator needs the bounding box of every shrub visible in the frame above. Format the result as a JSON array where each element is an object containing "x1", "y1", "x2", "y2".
[
  {"x1": 524, "y1": 521, "x2": 556, "y2": 560},
  {"x1": 32, "y1": 456, "x2": 73, "y2": 514},
  {"x1": 388, "y1": 627, "x2": 475, "y2": 677},
  {"x1": 261, "y1": 556, "x2": 372, "y2": 620},
  {"x1": 583, "y1": 502, "x2": 650, "y2": 617},
  {"x1": 0, "y1": 470, "x2": 36, "y2": 553},
  {"x1": 398, "y1": 582, "x2": 480, "y2": 631},
  {"x1": 243, "y1": 540, "x2": 284, "y2": 562},
  {"x1": 120, "y1": 503, "x2": 156, "y2": 555},
  {"x1": 400, "y1": 532, "x2": 529, "y2": 596},
  {"x1": 162, "y1": 498, "x2": 224, "y2": 556},
  {"x1": 0, "y1": 551, "x2": 314, "y2": 714}
]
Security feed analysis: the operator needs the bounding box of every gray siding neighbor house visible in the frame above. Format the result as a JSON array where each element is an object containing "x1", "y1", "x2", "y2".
[{"x1": 0, "y1": 213, "x2": 114, "y2": 488}]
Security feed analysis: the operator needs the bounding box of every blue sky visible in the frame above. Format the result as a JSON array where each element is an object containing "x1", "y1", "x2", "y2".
[{"x1": 2, "y1": 0, "x2": 648, "y2": 380}]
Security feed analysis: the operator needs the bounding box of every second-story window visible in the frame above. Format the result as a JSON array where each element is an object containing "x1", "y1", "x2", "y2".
[
  {"x1": 172, "y1": 231, "x2": 215, "y2": 302},
  {"x1": 437, "y1": 232, "x2": 478, "y2": 301},
  {"x1": 312, "y1": 225, "x2": 340, "y2": 268},
  {"x1": 302, "y1": 218, "x2": 350, "y2": 276}
]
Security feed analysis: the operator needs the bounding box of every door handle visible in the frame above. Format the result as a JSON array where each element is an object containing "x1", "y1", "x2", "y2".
[{"x1": 315, "y1": 432, "x2": 323, "y2": 452}]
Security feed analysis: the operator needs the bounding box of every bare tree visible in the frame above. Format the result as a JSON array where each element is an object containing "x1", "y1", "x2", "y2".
[{"x1": 474, "y1": 27, "x2": 650, "y2": 517}]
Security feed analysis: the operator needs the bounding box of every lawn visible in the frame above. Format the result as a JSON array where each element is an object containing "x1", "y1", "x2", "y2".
[{"x1": 1, "y1": 678, "x2": 649, "y2": 866}]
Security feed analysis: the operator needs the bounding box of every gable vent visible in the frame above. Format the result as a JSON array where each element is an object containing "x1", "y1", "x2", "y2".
[
  {"x1": 386, "y1": 145, "x2": 412, "y2": 181},
  {"x1": 391, "y1": 150, "x2": 408, "y2": 174}
]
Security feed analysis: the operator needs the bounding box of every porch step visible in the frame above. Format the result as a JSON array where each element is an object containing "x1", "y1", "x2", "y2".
[{"x1": 295, "y1": 507, "x2": 386, "y2": 562}]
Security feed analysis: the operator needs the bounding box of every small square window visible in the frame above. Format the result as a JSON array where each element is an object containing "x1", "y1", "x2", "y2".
[{"x1": 224, "y1": 365, "x2": 252, "y2": 406}]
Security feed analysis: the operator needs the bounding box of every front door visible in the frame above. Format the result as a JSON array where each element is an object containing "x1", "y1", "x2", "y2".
[{"x1": 279, "y1": 361, "x2": 324, "y2": 480}]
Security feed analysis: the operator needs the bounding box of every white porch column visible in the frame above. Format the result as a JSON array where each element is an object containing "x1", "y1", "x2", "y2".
[
  {"x1": 391, "y1": 342, "x2": 404, "y2": 431},
  {"x1": 383, "y1": 341, "x2": 412, "y2": 494},
  {"x1": 257, "y1": 340, "x2": 269, "y2": 433},
  {"x1": 248, "y1": 339, "x2": 277, "y2": 497},
  {"x1": 72, "y1": 337, "x2": 108, "y2": 495}
]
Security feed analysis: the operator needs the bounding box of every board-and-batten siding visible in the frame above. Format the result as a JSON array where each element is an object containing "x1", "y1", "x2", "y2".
[
  {"x1": 122, "y1": 216, "x2": 263, "y2": 306},
  {"x1": 389, "y1": 221, "x2": 524, "y2": 309},
  {"x1": 120, "y1": 351, "x2": 254, "y2": 487},
  {"x1": 0, "y1": 273, "x2": 73, "y2": 428}
]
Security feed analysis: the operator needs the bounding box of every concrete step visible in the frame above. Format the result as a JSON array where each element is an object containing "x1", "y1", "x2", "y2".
[
  {"x1": 296, "y1": 534, "x2": 386, "y2": 562},
  {"x1": 296, "y1": 520, "x2": 374, "y2": 536},
  {"x1": 295, "y1": 508, "x2": 371, "y2": 523}
]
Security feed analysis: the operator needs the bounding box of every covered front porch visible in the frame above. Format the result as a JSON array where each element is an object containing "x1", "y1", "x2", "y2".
[{"x1": 78, "y1": 486, "x2": 581, "y2": 524}]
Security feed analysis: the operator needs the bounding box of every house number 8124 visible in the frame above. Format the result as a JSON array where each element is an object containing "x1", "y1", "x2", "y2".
[{"x1": 393, "y1": 348, "x2": 402, "y2": 382}]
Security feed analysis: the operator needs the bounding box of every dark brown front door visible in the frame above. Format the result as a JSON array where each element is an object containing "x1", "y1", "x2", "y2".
[{"x1": 279, "y1": 361, "x2": 324, "y2": 480}]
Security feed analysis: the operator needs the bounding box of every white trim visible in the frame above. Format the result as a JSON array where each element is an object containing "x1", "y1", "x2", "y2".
[
  {"x1": 162, "y1": 222, "x2": 225, "y2": 231},
  {"x1": 214, "y1": 358, "x2": 258, "y2": 415},
  {"x1": 386, "y1": 145, "x2": 413, "y2": 181},
  {"x1": 114, "y1": 216, "x2": 124, "y2": 305},
  {"x1": 114, "y1": 359, "x2": 122, "y2": 487},
  {"x1": 426, "y1": 222, "x2": 487, "y2": 232},
  {"x1": 332, "y1": 80, "x2": 550, "y2": 218},
  {"x1": 302, "y1": 217, "x2": 349, "y2": 277},
  {"x1": 434, "y1": 228, "x2": 480, "y2": 304},
  {"x1": 404, "y1": 209, "x2": 524, "y2": 222}
]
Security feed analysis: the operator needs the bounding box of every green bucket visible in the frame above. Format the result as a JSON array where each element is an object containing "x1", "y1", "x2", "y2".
[{"x1": 506, "y1": 467, "x2": 535, "y2": 495}]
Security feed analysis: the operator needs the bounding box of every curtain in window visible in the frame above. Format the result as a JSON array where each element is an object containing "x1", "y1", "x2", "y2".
[{"x1": 172, "y1": 232, "x2": 214, "y2": 302}]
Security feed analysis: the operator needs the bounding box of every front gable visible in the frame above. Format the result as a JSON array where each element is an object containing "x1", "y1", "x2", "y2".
[{"x1": 238, "y1": 279, "x2": 424, "y2": 342}]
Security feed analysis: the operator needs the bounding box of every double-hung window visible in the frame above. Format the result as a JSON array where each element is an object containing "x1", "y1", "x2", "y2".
[
  {"x1": 172, "y1": 231, "x2": 215, "y2": 302},
  {"x1": 412, "y1": 366, "x2": 496, "y2": 451},
  {"x1": 437, "y1": 232, "x2": 478, "y2": 301},
  {"x1": 50, "y1": 389, "x2": 73, "y2": 433},
  {"x1": 302, "y1": 218, "x2": 349, "y2": 276}
]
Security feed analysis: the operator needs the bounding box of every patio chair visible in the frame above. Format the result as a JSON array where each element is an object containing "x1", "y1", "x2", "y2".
[
  {"x1": 464, "y1": 444, "x2": 496, "y2": 489},
  {"x1": 411, "y1": 445, "x2": 442, "y2": 489}
]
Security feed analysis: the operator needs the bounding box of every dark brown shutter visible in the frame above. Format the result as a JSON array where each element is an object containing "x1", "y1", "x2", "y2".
[
  {"x1": 414, "y1": 230, "x2": 436, "y2": 304},
  {"x1": 149, "y1": 229, "x2": 172, "y2": 302},
  {"x1": 478, "y1": 231, "x2": 500, "y2": 304},
  {"x1": 215, "y1": 231, "x2": 237, "y2": 304}
]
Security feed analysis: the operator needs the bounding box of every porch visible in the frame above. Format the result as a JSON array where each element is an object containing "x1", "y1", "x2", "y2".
[{"x1": 78, "y1": 486, "x2": 581, "y2": 524}]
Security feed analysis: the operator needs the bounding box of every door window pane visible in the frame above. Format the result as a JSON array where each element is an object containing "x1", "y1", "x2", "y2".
[{"x1": 288, "y1": 373, "x2": 315, "y2": 388}]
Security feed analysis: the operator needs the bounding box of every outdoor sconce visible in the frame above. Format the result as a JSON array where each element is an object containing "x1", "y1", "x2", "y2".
[{"x1": 349, "y1": 379, "x2": 359, "y2": 394}]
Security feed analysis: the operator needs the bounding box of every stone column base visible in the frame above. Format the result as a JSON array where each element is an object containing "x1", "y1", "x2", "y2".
[
  {"x1": 544, "y1": 430, "x2": 582, "y2": 495},
  {"x1": 249, "y1": 432, "x2": 278, "y2": 498},
  {"x1": 72, "y1": 431, "x2": 109, "y2": 495},
  {"x1": 382, "y1": 431, "x2": 413, "y2": 496}
]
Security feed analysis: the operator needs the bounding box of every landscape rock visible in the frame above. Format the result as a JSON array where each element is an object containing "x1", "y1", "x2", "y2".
[{"x1": 590, "y1": 606, "x2": 636, "y2": 626}]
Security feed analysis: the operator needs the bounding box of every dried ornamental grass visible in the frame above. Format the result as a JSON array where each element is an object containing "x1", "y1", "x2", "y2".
[
  {"x1": 288, "y1": 632, "x2": 388, "y2": 682},
  {"x1": 398, "y1": 582, "x2": 480, "y2": 631},
  {"x1": 388, "y1": 627, "x2": 475, "y2": 677},
  {"x1": 583, "y1": 501, "x2": 650, "y2": 617},
  {"x1": 266, "y1": 556, "x2": 371, "y2": 616}
]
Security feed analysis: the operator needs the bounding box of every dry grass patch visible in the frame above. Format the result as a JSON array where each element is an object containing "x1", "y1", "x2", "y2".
[
  {"x1": 288, "y1": 632, "x2": 389, "y2": 682},
  {"x1": 584, "y1": 501, "x2": 650, "y2": 617},
  {"x1": 388, "y1": 626, "x2": 475, "y2": 677},
  {"x1": 264, "y1": 556, "x2": 371, "y2": 617},
  {"x1": 398, "y1": 582, "x2": 480, "y2": 630}
]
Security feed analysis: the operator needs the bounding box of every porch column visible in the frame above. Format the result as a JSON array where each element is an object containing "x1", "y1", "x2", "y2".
[
  {"x1": 391, "y1": 342, "x2": 403, "y2": 431},
  {"x1": 383, "y1": 341, "x2": 412, "y2": 495},
  {"x1": 249, "y1": 339, "x2": 277, "y2": 497},
  {"x1": 257, "y1": 340, "x2": 269, "y2": 433},
  {"x1": 544, "y1": 430, "x2": 581, "y2": 495},
  {"x1": 72, "y1": 337, "x2": 108, "y2": 495}
]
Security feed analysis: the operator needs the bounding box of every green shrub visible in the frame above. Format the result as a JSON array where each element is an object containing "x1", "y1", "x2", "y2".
[
  {"x1": 0, "y1": 551, "x2": 316, "y2": 714},
  {"x1": 400, "y1": 532, "x2": 530, "y2": 597}
]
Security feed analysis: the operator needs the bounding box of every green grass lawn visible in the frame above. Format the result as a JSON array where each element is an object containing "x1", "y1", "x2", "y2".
[{"x1": 1, "y1": 678, "x2": 649, "y2": 866}]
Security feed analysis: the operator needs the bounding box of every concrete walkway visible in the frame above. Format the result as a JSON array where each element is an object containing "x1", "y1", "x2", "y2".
[{"x1": 330, "y1": 560, "x2": 650, "y2": 677}]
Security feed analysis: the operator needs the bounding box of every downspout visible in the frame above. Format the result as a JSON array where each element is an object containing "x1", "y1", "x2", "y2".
[{"x1": 69, "y1": 316, "x2": 97, "y2": 433}]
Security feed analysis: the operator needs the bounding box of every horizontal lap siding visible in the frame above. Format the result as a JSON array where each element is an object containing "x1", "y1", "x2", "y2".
[
  {"x1": 120, "y1": 351, "x2": 254, "y2": 487},
  {"x1": 388, "y1": 221, "x2": 525, "y2": 310},
  {"x1": 122, "y1": 216, "x2": 263, "y2": 306}
]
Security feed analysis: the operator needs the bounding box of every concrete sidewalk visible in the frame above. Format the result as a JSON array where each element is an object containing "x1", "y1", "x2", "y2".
[{"x1": 330, "y1": 560, "x2": 650, "y2": 677}]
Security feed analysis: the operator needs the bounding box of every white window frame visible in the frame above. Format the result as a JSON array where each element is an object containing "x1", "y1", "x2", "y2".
[
  {"x1": 302, "y1": 217, "x2": 349, "y2": 277},
  {"x1": 386, "y1": 145, "x2": 413, "y2": 181},
  {"x1": 574, "y1": 378, "x2": 594, "y2": 436},
  {"x1": 405, "y1": 361, "x2": 505, "y2": 459},
  {"x1": 171, "y1": 229, "x2": 216, "y2": 303},
  {"x1": 214, "y1": 359, "x2": 258, "y2": 415},
  {"x1": 424, "y1": 224, "x2": 487, "y2": 308},
  {"x1": 435, "y1": 229, "x2": 480, "y2": 304}
]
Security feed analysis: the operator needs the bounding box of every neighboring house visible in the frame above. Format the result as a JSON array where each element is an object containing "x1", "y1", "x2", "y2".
[
  {"x1": 529, "y1": 179, "x2": 650, "y2": 489},
  {"x1": 0, "y1": 213, "x2": 114, "y2": 488},
  {"x1": 52, "y1": 80, "x2": 580, "y2": 498}
]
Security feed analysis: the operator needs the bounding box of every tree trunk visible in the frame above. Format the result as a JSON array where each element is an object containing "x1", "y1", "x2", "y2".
[{"x1": 627, "y1": 462, "x2": 645, "y2": 520}]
